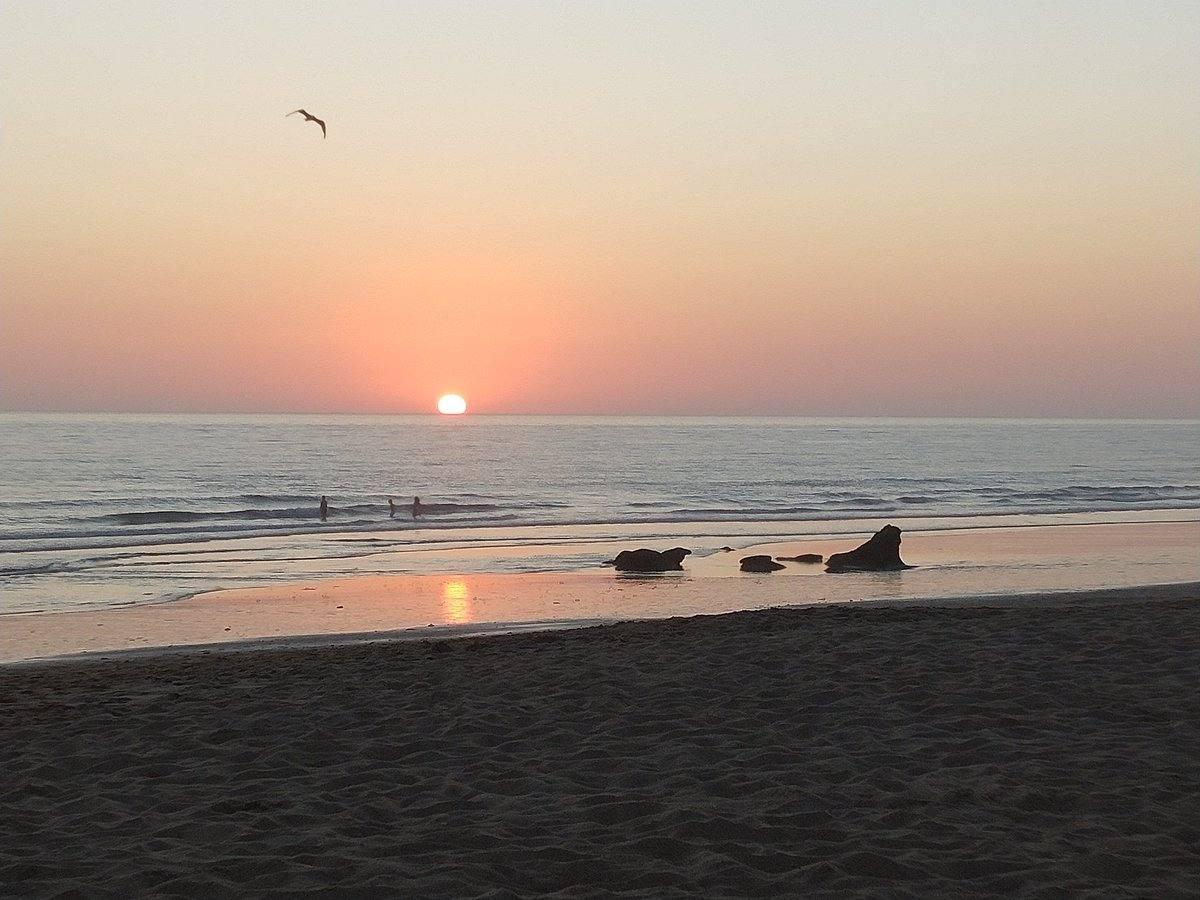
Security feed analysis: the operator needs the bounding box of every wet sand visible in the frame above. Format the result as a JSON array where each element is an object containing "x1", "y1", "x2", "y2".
[
  {"x1": 3, "y1": 589, "x2": 1199, "y2": 897},
  {"x1": 4, "y1": 521, "x2": 1198, "y2": 663}
]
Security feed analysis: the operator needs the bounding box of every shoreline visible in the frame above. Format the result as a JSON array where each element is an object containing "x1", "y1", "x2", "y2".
[
  {"x1": 4, "y1": 508, "x2": 1198, "y2": 617},
  {"x1": 6, "y1": 580, "x2": 1198, "y2": 671},
  {"x1": 10, "y1": 505, "x2": 1199, "y2": 555},
  {"x1": 3, "y1": 520, "x2": 1197, "y2": 664}
]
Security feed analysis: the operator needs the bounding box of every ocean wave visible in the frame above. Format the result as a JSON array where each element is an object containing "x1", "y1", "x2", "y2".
[
  {"x1": 88, "y1": 501, "x2": 530, "y2": 527},
  {"x1": 0, "y1": 485, "x2": 1197, "y2": 557},
  {"x1": 13, "y1": 484, "x2": 1197, "y2": 528},
  {"x1": 990, "y1": 486, "x2": 1200, "y2": 505}
]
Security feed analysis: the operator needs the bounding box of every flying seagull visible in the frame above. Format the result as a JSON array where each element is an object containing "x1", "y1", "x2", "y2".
[{"x1": 287, "y1": 108, "x2": 326, "y2": 138}]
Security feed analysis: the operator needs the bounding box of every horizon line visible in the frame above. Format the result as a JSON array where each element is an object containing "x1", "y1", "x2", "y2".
[{"x1": 3, "y1": 410, "x2": 1199, "y2": 423}]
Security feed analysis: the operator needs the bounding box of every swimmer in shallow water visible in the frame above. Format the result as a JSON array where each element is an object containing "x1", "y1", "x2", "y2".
[{"x1": 412, "y1": 496, "x2": 423, "y2": 519}]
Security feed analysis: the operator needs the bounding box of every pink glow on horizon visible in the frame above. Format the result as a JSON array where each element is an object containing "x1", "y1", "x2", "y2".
[{"x1": 2, "y1": 2, "x2": 1197, "y2": 417}]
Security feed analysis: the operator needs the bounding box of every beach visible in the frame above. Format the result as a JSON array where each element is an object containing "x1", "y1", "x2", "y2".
[
  {"x1": 7, "y1": 0, "x2": 1200, "y2": 894},
  {"x1": 3, "y1": 588, "x2": 1198, "y2": 897}
]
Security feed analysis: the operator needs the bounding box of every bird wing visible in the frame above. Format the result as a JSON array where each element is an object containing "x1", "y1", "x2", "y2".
[
  {"x1": 287, "y1": 109, "x2": 306, "y2": 117},
  {"x1": 313, "y1": 117, "x2": 326, "y2": 137}
]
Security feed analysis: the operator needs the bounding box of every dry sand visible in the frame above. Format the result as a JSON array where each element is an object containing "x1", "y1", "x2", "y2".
[{"x1": 3, "y1": 590, "x2": 1199, "y2": 897}]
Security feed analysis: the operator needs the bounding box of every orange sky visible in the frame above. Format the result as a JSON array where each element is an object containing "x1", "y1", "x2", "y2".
[{"x1": 2, "y1": 1, "x2": 1198, "y2": 416}]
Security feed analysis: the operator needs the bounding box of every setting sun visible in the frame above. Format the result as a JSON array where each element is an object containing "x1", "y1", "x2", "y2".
[{"x1": 437, "y1": 394, "x2": 467, "y2": 415}]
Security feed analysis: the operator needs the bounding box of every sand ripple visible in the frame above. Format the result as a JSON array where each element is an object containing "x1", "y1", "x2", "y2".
[{"x1": 2, "y1": 598, "x2": 1198, "y2": 897}]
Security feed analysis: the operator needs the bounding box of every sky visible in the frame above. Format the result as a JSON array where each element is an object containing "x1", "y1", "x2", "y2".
[{"x1": 2, "y1": 1, "x2": 1198, "y2": 416}]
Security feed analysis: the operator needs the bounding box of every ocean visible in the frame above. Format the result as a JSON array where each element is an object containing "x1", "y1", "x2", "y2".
[{"x1": 2, "y1": 414, "x2": 1198, "y2": 614}]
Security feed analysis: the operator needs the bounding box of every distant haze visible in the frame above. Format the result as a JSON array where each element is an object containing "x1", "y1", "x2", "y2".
[{"x1": 2, "y1": 1, "x2": 1197, "y2": 416}]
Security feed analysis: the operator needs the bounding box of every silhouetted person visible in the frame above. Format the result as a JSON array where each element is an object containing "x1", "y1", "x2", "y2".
[
  {"x1": 319, "y1": 495, "x2": 328, "y2": 521},
  {"x1": 388, "y1": 497, "x2": 396, "y2": 519},
  {"x1": 412, "y1": 496, "x2": 423, "y2": 519}
]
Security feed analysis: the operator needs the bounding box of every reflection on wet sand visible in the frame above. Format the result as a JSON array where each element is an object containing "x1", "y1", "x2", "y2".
[
  {"x1": 442, "y1": 579, "x2": 473, "y2": 624},
  {"x1": 4, "y1": 522, "x2": 1198, "y2": 663}
]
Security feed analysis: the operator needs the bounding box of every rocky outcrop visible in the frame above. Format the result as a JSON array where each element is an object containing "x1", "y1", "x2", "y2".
[
  {"x1": 740, "y1": 555, "x2": 786, "y2": 573},
  {"x1": 611, "y1": 547, "x2": 691, "y2": 572},
  {"x1": 825, "y1": 525, "x2": 911, "y2": 572},
  {"x1": 775, "y1": 553, "x2": 823, "y2": 564}
]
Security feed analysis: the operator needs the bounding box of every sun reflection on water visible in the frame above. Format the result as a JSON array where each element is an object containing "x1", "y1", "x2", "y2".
[{"x1": 442, "y1": 579, "x2": 473, "y2": 624}]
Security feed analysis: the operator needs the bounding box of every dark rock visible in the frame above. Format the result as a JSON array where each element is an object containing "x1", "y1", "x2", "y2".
[
  {"x1": 775, "y1": 553, "x2": 823, "y2": 564},
  {"x1": 610, "y1": 547, "x2": 691, "y2": 572},
  {"x1": 825, "y1": 525, "x2": 912, "y2": 572},
  {"x1": 740, "y1": 555, "x2": 786, "y2": 573}
]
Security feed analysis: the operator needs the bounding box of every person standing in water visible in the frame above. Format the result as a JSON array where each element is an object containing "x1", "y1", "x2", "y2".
[
  {"x1": 411, "y1": 496, "x2": 423, "y2": 519},
  {"x1": 319, "y1": 495, "x2": 328, "y2": 521},
  {"x1": 388, "y1": 497, "x2": 396, "y2": 519}
]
